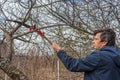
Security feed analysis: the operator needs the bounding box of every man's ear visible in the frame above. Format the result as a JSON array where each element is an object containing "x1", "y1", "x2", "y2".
[{"x1": 103, "y1": 41, "x2": 108, "y2": 46}]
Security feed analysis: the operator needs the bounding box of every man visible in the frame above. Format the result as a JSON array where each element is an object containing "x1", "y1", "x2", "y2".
[{"x1": 52, "y1": 29, "x2": 120, "y2": 80}]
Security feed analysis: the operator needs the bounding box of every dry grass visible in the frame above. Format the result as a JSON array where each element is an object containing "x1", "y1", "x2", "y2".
[{"x1": 0, "y1": 55, "x2": 84, "y2": 80}]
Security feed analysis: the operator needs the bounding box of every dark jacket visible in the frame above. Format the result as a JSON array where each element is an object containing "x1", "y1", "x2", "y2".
[{"x1": 57, "y1": 46, "x2": 120, "y2": 80}]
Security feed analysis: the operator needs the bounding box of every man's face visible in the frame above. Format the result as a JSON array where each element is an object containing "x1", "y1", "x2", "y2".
[{"x1": 92, "y1": 33, "x2": 107, "y2": 50}]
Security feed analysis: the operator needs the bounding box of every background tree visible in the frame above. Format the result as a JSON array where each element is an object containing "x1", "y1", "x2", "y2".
[{"x1": 0, "y1": 0, "x2": 120, "y2": 80}]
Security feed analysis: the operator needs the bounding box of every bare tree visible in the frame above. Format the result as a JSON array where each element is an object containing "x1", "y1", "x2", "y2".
[{"x1": 0, "y1": 0, "x2": 120, "y2": 80}]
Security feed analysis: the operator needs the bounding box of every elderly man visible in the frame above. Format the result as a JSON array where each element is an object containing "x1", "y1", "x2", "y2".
[{"x1": 52, "y1": 29, "x2": 120, "y2": 80}]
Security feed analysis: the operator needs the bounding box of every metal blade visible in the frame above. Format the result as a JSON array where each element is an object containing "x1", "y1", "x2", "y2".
[{"x1": 6, "y1": 19, "x2": 30, "y2": 28}]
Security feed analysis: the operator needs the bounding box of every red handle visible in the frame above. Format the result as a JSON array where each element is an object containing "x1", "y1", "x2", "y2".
[
  {"x1": 29, "y1": 25, "x2": 52, "y2": 45},
  {"x1": 29, "y1": 26, "x2": 44, "y2": 36},
  {"x1": 35, "y1": 29, "x2": 45, "y2": 36}
]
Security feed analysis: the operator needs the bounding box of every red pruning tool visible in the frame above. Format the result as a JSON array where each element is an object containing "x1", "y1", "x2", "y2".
[
  {"x1": 29, "y1": 25, "x2": 52, "y2": 45},
  {"x1": 6, "y1": 19, "x2": 52, "y2": 45}
]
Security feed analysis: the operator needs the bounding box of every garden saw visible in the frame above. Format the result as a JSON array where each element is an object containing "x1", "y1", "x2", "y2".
[{"x1": 6, "y1": 19, "x2": 52, "y2": 45}]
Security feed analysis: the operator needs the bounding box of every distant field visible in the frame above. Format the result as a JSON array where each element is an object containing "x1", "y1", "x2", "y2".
[{"x1": 0, "y1": 55, "x2": 84, "y2": 80}]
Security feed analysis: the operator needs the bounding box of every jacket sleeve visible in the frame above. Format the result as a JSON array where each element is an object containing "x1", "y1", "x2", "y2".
[
  {"x1": 113, "y1": 54, "x2": 120, "y2": 67},
  {"x1": 57, "y1": 50, "x2": 100, "y2": 72}
]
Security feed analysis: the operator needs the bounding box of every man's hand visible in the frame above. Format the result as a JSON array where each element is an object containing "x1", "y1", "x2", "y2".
[{"x1": 52, "y1": 42, "x2": 61, "y2": 52}]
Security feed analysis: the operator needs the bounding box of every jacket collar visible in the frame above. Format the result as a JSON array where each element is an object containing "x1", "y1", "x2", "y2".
[{"x1": 99, "y1": 46, "x2": 120, "y2": 53}]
